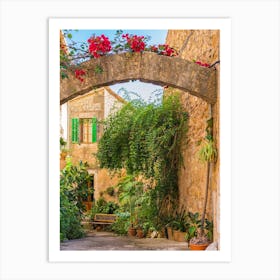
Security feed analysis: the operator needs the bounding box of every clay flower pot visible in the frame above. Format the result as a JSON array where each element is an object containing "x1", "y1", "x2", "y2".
[
  {"x1": 173, "y1": 230, "x2": 186, "y2": 242},
  {"x1": 189, "y1": 243, "x2": 209, "y2": 250},
  {"x1": 128, "y1": 227, "x2": 137, "y2": 237},
  {"x1": 167, "y1": 227, "x2": 173, "y2": 240},
  {"x1": 136, "y1": 228, "x2": 145, "y2": 238}
]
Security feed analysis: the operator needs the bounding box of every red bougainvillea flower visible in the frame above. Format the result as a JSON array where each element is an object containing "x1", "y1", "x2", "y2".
[
  {"x1": 88, "y1": 34, "x2": 112, "y2": 58},
  {"x1": 75, "y1": 69, "x2": 86, "y2": 82},
  {"x1": 150, "y1": 45, "x2": 159, "y2": 52},
  {"x1": 122, "y1": 34, "x2": 146, "y2": 52},
  {"x1": 195, "y1": 61, "x2": 210, "y2": 67},
  {"x1": 157, "y1": 44, "x2": 177, "y2": 56}
]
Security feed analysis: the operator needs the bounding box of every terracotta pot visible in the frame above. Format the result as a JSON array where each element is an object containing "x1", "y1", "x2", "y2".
[
  {"x1": 136, "y1": 229, "x2": 144, "y2": 238},
  {"x1": 128, "y1": 227, "x2": 137, "y2": 237},
  {"x1": 60, "y1": 152, "x2": 67, "y2": 160},
  {"x1": 167, "y1": 227, "x2": 173, "y2": 240},
  {"x1": 189, "y1": 243, "x2": 209, "y2": 250},
  {"x1": 173, "y1": 230, "x2": 186, "y2": 242}
]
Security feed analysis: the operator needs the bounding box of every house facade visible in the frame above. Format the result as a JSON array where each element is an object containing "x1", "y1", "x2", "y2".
[{"x1": 60, "y1": 86, "x2": 124, "y2": 210}]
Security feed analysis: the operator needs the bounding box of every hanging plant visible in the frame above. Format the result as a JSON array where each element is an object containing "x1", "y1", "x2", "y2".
[
  {"x1": 96, "y1": 94, "x2": 188, "y2": 201},
  {"x1": 197, "y1": 117, "x2": 217, "y2": 163},
  {"x1": 198, "y1": 139, "x2": 217, "y2": 163}
]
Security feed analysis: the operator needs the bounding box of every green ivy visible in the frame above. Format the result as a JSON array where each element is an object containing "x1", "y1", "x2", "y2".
[{"x1": 97, "y1": 94, "x2": 188, "y2": 203}]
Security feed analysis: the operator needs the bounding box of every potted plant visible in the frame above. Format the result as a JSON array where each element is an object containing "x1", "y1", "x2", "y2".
[
  {"x1": 184, "y1": 212, "x2": 208, "y2": 250},
  {"x1": 136, "y1": 224, "x2": 145, "y2": 238},
  {"x1": 187, "y1": 218, "x2": 213, "y2": 250},
  {"x1": 171, "y1": 208, "x2": 188, "y2": 242},
  {"x1": 118, "y1": 176, "x2": 143, "y2": 237},
  {"x1": 60, "y1": 137, "x2": 68, "y2": 159}
]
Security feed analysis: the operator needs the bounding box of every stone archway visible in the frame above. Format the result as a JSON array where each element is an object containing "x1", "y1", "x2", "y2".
[{"x1": 60, "y1": 52, "x2": 217, "y2": 105}]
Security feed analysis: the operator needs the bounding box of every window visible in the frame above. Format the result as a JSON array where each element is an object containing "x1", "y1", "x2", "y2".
[{"x1": 71, "y1": 117, "x2": 97, "y2": 143}]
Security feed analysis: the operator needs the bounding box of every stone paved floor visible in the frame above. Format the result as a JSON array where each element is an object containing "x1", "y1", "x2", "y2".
[{"x1": 60, "y1": 230, "x2": 188, "y2": 250}]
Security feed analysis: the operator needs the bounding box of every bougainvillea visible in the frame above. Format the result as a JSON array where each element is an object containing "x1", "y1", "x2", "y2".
[
  {"x1": 87, "y1": 34, "x2": 112, "y2": 58},
  {"x1": 122, "y1": 34, "x2": 146, "y2": 52},
  {"x1": 147, "y1": 44, "x2": 177, "y2": 56},
  {"x1": 74, "y1": 69, "x2": 86, "y2": 82},
  {"x1": 194, "y1": 60, "x2": 210, "y2": 67},
  {"x1": 157, "y1": 44, "x2": 177, "y2": 56},
  {"x1": 61, "y1": 30, "x2": 180, "y2": 82}
]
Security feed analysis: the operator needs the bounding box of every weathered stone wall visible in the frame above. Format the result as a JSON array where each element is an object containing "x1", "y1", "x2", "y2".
[
  {"x1": 165, "y1": 30, "x2": 220, "y2": 244},
  {"x1": 60, "y1": 52, "x2": 216, "y2": 105}
]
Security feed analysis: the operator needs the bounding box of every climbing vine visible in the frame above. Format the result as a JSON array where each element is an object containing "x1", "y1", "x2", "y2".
[{"x1": 97, "y1": 94, "x2": 188, "y2": 201}]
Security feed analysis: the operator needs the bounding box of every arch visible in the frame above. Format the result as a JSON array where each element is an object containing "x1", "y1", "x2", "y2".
[{"x1": 60, "y1": 52, "x2": 217, "y2": 104}]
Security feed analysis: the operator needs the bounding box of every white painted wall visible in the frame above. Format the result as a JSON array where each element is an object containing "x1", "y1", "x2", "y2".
[
  {"x1": 104, "y1": 88, "x2": 123, "y2": 119},
  {"x1": 60, "y1": 103, "x2": 68, "y2": 142}
]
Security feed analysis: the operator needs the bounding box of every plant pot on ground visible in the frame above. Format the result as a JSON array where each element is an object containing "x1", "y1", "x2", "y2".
[
  {"x1": 128, "y1": 226, "x2": 137, "y2": 237},
  {"x1": 173, "y1": 230, "x2": 187, "y2": 242},
  {"x1": 136, "y1": 227, "x2": 145, "y2": 238},
  {"x1": 185, "y1": 213, "x2": 213, "y2": 250},
  {"x1": 189, "y1": 234, "x2": 210, "y2": 250},
  {"x1": 168, "y1": 208, "x2": 188, "y2": 242},
  {"x1": 166, "y1": 226, "x2": 174, "y2": 240}
]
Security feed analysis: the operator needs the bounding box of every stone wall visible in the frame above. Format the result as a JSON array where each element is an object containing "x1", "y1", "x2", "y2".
[
  {"x1": 165, "y1": 30, "x2": 220, "y2": 244},
  {"x1": 60, "y1": 52, "x2": 216, "y2": 105}
]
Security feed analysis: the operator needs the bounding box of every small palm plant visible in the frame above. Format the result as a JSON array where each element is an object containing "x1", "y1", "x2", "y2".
[{"x1": 118, "y1": 175, "x2": 144, "y2": 229}]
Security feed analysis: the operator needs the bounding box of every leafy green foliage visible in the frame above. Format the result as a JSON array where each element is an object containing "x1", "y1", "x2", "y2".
[
  {"x1": 60, "y1": 161, "x2": 92, "y2": 241},
  {"x1": 96, "y1": 95, "x2": 188, "y2": 232},
  {"x1": 198, "y1": 117, "x2": 217, "y2": 163},
  {"x1": 110, "y1": 212, "x2": 131, "y2": 235},
  {"x1": 205, "y1": 219, "x2": 213, "y2": 241},
  {"x1": 117, "y1": 175, "x2": 144, "y2": 226},
  {"x1": 94, "y1": 65, "x2": 103, "y2": 74},
  {"x1": 97, "y1": 95, "x2": 188, "y2": 202},
  {"x1": 198, "y1": 139, "x2": 217, "y2": 162},
  {"x1": 168, "y1": 207, "x2": 188, "y2": 232},
  {"x1": 183, "y1": 212, "x2": 213, "y2": 242},
  {"x1": 90, "y1": 197, "x2": 120, "y2": 218},
  {"x1": 105, "y1": 186, "x2": 115, "y2": 197}
]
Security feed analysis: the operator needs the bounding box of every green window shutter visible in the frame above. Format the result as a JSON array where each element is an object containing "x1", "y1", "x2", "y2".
[
  {"x1": 92, "y1": 117, "x2": 97, "y2": 143},
  {"x1": 71, "y1": 118, "x2": 79, "y2": 143}
]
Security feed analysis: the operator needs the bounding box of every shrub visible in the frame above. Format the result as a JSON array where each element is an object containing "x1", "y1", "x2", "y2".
[
  {"x1": 60, "y1": 161, "x2": 91, "y2": 241},
  {"x1": 97, "y1": 94, "x2": 188, "y2": 204},
  {"x1": 90, "y1": 198, "x2": 120, "y2": 218},
  {"x1": 110, "y1": 212, "x2": 131, "y2": 235}
]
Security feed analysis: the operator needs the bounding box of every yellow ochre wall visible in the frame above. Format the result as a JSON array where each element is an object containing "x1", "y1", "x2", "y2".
[{"x1": 165, "y1": 30, "x2": 220, "y2": 244}]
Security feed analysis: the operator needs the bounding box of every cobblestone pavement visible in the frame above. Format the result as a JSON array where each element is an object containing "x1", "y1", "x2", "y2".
[{"x1": 60, "y1": 230, "x2": 188, "y2": 251}]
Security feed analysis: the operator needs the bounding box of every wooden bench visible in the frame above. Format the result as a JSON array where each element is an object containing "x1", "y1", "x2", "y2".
[{"x1": 92, "y1": 213, "x2": 117, "y2": 229}]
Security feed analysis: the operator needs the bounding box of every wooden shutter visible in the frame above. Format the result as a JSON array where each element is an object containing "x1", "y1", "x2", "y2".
[
  {"x1": 71, "y1": 118, "x2": 79, "y2": 143},
  {"x1": 92, "y1": 117, "x2": 97, "y2": 143}
]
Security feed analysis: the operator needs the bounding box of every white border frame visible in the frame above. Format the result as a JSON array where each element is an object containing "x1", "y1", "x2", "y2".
[{"x1": 49, "y1": 18, "x2": 231, "y2": 262}]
